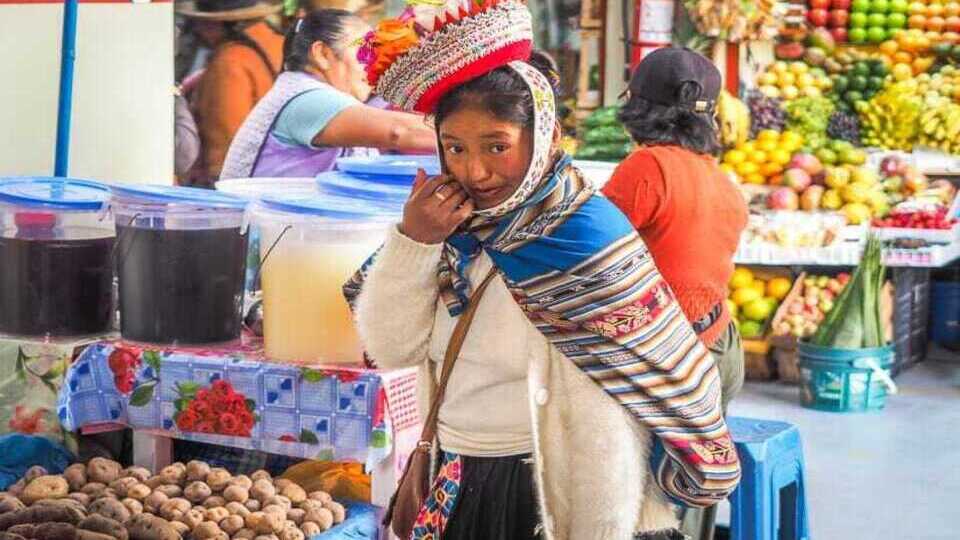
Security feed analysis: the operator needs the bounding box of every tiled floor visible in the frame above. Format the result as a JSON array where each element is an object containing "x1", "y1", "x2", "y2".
[{"x1": 720, "y1": 347, "x2": 960, "y2": 540}]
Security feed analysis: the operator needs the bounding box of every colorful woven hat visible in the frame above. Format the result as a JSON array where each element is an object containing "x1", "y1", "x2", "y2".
[{"x1": 358, "y1": 0, "x2": 534, "y2": 114}]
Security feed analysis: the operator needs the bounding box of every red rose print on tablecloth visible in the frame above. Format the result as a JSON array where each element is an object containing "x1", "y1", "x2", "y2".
[
  {"x1": 174, "y1": 380, "x2": 257, "y2": 437},
  {"x1": 8, "y1": 406, "x2": 48, "y2": 434}
]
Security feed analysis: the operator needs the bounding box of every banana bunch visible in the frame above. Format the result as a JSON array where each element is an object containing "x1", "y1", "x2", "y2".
[
  {"x1": 918, "y1": 102, "x2": 960, "y2": 155},
  {"x1": 717, "y1": 90, "x2": 751, "y2": 148},
  {"x1": 858, "y1": 80, "x2": 924, "y2": 151}
]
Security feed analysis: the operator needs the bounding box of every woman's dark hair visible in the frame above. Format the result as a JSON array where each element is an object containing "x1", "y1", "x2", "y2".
[
  {"x1": 434, "y1": 50, "x2": 561, "y2": 128},
  {"x1": 283, "y1": 9, "x2": 360, "y2": 72},
  {"x1": 618, "y1": 81, "x2": 721, "y2": 155}
]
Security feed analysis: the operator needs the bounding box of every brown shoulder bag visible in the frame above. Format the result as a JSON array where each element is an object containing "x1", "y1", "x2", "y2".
[{"x1": 382, "y1": 268, "x2": 499, "y2": 539}]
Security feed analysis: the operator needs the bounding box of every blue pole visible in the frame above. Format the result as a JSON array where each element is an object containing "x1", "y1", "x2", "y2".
[{"x1": 54, "y1": 0, "x2": 79, "y2": 177}]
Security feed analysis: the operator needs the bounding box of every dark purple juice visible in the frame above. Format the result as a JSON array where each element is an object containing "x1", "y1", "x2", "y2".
[
  {"x1": 0, "y1": 232, "x2": 114, "y2": 337},
  {"x1": 116, "y1": 225, "x2": 247, "y2": 345}
]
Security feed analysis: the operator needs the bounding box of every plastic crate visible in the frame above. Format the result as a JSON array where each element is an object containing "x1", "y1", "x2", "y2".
[{"x1": 798, "y1": 343, "x2": 897, "y2": 413}]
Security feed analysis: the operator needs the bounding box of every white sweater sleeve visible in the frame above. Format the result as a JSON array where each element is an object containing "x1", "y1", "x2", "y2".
[{"x1": 354, "y1": 225, "x2": 443, "y2": 369}]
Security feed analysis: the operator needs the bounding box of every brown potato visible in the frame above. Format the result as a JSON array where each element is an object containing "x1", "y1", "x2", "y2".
[
  {"x1": 109, "y1": 477, "x2": 140, "y2": 498},
  {"x1": 249, "y1": 481, "x2": 275, "y2": 503},
  {"x1": 228, "y1": 476, "x2": 253, "y2": 490},
  {"x1": 7, "y1": 480, "x2": 25, "y2": 498},
  {"x1": 122, "y1": 467, "x2": 152, "y2": 483},
  {"x1": 86, "y1": 458, "x2": 122, "y2": 485},
  {"x1": 66, "y1": 492, "x2": 90, "y2": 507},
  {"x1": 0, "y1": 495, "x2": 25, "y2": 514},
  {"x1": 145, "y1": 491, "x2": 170, "y2": 513},
  {"x1": 159, "y1": 466, "x2": 186, "y2": 487},
  {"x1": 205, "y1": 469, "x2": 232, "y2": 493},
  {"x1": 285, "y1": 508, "x2": 305, "y2": 526},
  {"x1": 186, "y1": 461, "x2": 212, "y2": 483},
  {"x1": 22, "y1": 466, "x2": 48, "y2": 484},
  {"x1": 184, "y1": 482, "x2": 212, "y2": 504},
  {"x1": 299, "y1": 522, "x2": 320, "y2": 536},
  {"x1": 244, "y1": 511, "x2": 284, "y2": 535},
  {"x1": 306, "y1": 491, "x2": 331, "y2": 505},
  {"x1": 205, "y1": 507, "x2": 230, "y2": 524},
  {"x1": 0, "y1": 506, "x2": 83, "y2": 529},
  {"x1": 88, "y1": 498, "x2": 131, "y2": 523},
  {"x1": 178, "y1": 508, "x2": 204, "y2": 529},
  {"x1": 8, "y1": 522, "x2": 77, "y2": 540},
  {"x1": 278, "y1": 484, "x2": 305, "y2": 505},
  {"x1": 144, "y1": 476, "x2": 166, "y2": 490},
  {"x1": 94, "y1": 488, "x2": 118, "y2": 501},
  {"x1": 169, "y1": 521, "x2": 190, "y2": 536},
  {"x1": 76, "y1": 531, "x2": 115, "y2": 540},
  {"x1": 78, "y1": 514, "x2": 128, "y2": 540},
  {"x1": 253, "y1": 535, "x2": 279, "y2": 540},
  {"x1": 224, "y1": 502, "x2": 250, "y2": 517},
  {"x1": 21, "y1": 475, "x2": 68, "y2": 504},
  {"x1": 243, "y1": 500, "x2": 260, "y2": 512},
  {"x1": 303, "y1": 508, "x2": 333, "y2": 531},
  {"x1": 323, "y1": 501, "x2": 346, "y2": 524},
  {"x1": 80, "y1": 482, "x2": 107, "y2": 497},
  {"x1": 159, "y1": 498, "x2": 192, "y2": 521},
  {"x1": 249, "y1": 471, "x2": 271, "y2": 483},
  {"x1": 154, "y1": 485, "x2": 183, "y2": 499},
  {"x1": 122, "y1": 498, "x2": 144, "y2": 516},
  {"x1": 203, "y1": 496, "x2": 227, "y2": 509},
  {"x1": 127, "y1": 484, "x2": 152, "y2": 501},
  {"x1": 271, "y1": 479, "x2": 293, "y2": 492},
  {"x1": 223, "y1": 486, "x2": 249, "y2": 504},
  {"x1": 193, "y1": 521, "x2": 224, "y2": 540},
  {"x1": 219, "y1": 515, "x2": 245, "y2": 535},
  {"x1": 278, "y1": 525, "x2": 305, "y2": 540},
  {"x1": 30, "y1": 499, "x2": 86, "y2": 522},
  {"x1": 126, "y1": 514, "x2": 181, "y2": 540},
  {"x1": 63, "y1": 464, "x2": 87, "y2": 492},
  {"x1": 233, "y1": 529, "x2": 256, "y2": 540}
]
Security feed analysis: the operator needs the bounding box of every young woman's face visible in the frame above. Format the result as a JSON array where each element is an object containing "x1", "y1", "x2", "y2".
[
  {"x1": 438, "y1": 107, "x2": 532, "y2": 210},
  {"x1": 311, "y1": 24, "x2": 371, "y2": 101}
]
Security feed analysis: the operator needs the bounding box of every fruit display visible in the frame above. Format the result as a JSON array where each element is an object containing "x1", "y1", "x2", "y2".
[
  {"x1": 807, "y1": 0, "x2": 854, "y2": 42},
  {"x1": 683, "y1": 0, "x2": 782, "y2": 42},
  {"x1": 0, "y1": 458, "x2": 347, "y2": 540},
  {"x1": 785, "y1": 96, "x2": 837, "y2": 150},
  {"x1": 756, "y1": 60, "x2": 834, "y2": 100},
  {"x1": 858, "y1": 79, "x2": 925, "y2": 149},
  {"x1": 827, "y1": 110, "x2": 863, "y2": 143},
  {"x1": 774, "y1": 273, "x2": 850, "y2": 338},
  {"x1": 717, "y1": 90, "x2": 752, "y2": 147},
  {"x1": 741, "y1": 211, "x2": 847, "y2": 247},
  {"x1": 575, "y1": 107, "x2": 633, "y2": 162},
  {"x1": 747, "y1": 92, "x2": 788, "y2": 136},
  {"x1": 847, "y1": 0, "x2": 911, "y2": 44},
  {"x1": 878, "y1": 30, "x2": 938, "y2": 78},
  {"x1": 728, "y1": 267, "x2": 791, "y2": 338},
  {"x1": 721, "y1": 130, "x2": 806, "y2": 184},
  {"x1": 828, "y1": 58, "x2": 890, "y2": 113},
  {"x1": 872, "y1": 205, "x2": 958, "y2": 228}
]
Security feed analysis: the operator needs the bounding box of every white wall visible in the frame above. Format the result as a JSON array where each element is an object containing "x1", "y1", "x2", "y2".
[{"x1": 0, "y1": 1, "x2": 174, "y2": 184}]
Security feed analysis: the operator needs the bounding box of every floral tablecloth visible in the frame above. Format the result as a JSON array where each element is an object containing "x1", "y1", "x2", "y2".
[
  {"x1": 0, "y1": 335, "x2": 106, "y2": 450},
  {"x1": 57, "y1": 341, "x2": 420, "y2": 470}
]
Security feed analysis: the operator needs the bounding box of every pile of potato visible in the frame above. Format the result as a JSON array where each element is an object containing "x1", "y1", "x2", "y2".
[{"x1": 0, "y1": 458, "x2": 346, "y2": 540}]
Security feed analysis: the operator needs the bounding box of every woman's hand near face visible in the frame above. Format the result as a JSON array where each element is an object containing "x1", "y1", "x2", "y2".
[{"x1": 399, "y1": 169, "x2": 475, "y2": 245}]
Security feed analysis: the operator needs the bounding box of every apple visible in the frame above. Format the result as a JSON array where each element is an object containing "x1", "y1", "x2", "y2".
[
  {"x1": 784, "y1": 168, "x2": 813, "y2": 192},
  {"x1": 767, "y1": 187, "x2": 800, "y2": 211},
  {"x1": 834, "y1": 0, "x2": 853, "y2": 8},
  {"x1": 832, "y1": 27, "x2": 850, "y2": 41},
  {"x1": 872, "y1": 0, "x2": 890, "y2": 13},
  {"x1": 811, "y1": 0, "x2": 832, "y2": 8},
  {"x1": 789, "y1": 153, "x2": 825, "y2": 177},
  {"x1": 850, "y1": 11, "x2": 869, "y2": 26},
  {"x1": 830, "y1": 9, "x2": 851, "y2": 26},
  {"x1": 867, "y1": 26, "x2": 888, "y2": 42},
  {"x1": 849, "y1": 27, "x2": 869, "y2": 42},
  {"x1": 890, "y1": 0, "x2": 909, "y2": 13},
  {"x1": 888, "y1": 12, "x2": 908, "y2": 27},
  {"x1": 809, "y1": 8, "x2": 831, "y2": 26},
  {"x1": 852, "y1": 0, "x2": 871, "y2": 11},
  {"x1": 946, "y1": 15, "x2": 960, "y2": 32},
  {"x1": 868, "y1": 12, "x2": 888, "y2": 26}
]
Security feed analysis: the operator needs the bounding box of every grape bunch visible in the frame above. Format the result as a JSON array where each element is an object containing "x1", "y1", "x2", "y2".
[
  {"x1": 826, "y1": 112, "x2": 861, "y2": 145},
  {"x1": 746, "y1": 91, "x2": 787, "y2": 138}
]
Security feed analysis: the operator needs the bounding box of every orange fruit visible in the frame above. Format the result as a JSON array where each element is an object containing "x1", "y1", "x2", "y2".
[
  {"x1": 947, "y1": 3, "x2": 960, "y2": 17},
  {"x1": 910, "y1": 14, "x2": 928, "y2": 29},
  {"x1": 894, "y1": 51, "x2": 915, "y2": 63},
  {"x1": 927, "y1": 16, "x2": 946, "y2": 32},
  {"x1": 913, "y1": 55, "x2": 936, "y2": 74},
  {"x1": 760, "y1": 162, "x2": 783, "y2": 177},
  {"x1": 766, "y1": 277, "x2": 793, "y2": 301},
  {"x1": 880, "y1": 40, "x2": 900, "y2": 55},
  {"x1": 909, "y1": 2, "x2": 926, "y2": 15},
  {"x1": 927, "y1": 3, "x2": 944, "y2": 18}
]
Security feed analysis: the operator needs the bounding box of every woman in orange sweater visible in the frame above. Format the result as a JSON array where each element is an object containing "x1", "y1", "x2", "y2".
[
  {"x1": 602, "y1": 47, "x2": 748, "y2": 409},
  {"x1": 601, "y1": 46, "x2": 749, "y2": 540}
]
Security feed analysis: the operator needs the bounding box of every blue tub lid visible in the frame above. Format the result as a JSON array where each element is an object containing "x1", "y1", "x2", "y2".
[
  {"x1": 316, "y1": 171, "x2": 413, "y2": 202},
  {"x1": 259, "y1": 193, "x2": 384, "y2": 220},
  {"x1": 0, "y1": 177, "x2": 110, "y2": 210},
  {"x1": 111, "y1": 184, "x2": 247, "y2": 209},
  {"x1": 335, "y1": 155, "x2": 441, "y2": 177}
]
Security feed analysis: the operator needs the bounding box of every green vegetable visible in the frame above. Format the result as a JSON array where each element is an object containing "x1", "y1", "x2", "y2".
[
  {"x1": 583, "y1": 125, "x2": 630, "y2": 145},
  {"x1": 810, "y1": 236, "x2": 886, "y2": 348},
  {"x1": 581, "y1": 107, "x2": 620, "y2": 128}
]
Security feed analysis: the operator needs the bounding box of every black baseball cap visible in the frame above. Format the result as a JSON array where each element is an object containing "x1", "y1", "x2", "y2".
[{"x1": 626, "y1": 47, "x2": 722, "y2": 112}]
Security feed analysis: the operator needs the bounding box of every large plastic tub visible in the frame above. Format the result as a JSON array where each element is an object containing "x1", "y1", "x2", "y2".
[
  {"x1": 0, "y1": 177, "x2": 114, "y2": 338},
  {"x1": 798, "y1": 342, "x2": 897, "y2": 413},
  {"x1": 251, "y1": 195, "x2": 389, "y2": 364},
  {"x1": 111, "y1": 185, "x2": 248, "y2": 345},
  {"x1": 316, "y1": 170, "x2": 410, "y2": 218}
]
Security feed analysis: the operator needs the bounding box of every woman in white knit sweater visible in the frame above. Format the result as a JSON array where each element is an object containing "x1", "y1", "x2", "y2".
[{"x1": 349, "y1": 4, "x2": 739, "y2": 540}]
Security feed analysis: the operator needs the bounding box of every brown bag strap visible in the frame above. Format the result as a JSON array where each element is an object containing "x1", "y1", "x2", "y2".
[{"x1": 417, "y1": 268, "x2": 499, "y2": 448}]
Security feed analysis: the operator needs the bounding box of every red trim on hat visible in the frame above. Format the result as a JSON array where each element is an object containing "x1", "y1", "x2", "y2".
[{"x1": 413, "y1": 40, "x2": 533, "y2": 114}]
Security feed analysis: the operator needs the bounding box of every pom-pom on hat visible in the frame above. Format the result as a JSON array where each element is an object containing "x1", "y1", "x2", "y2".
[{"x1": 357, "y1": 0, "x2": 534, "y2": 113}]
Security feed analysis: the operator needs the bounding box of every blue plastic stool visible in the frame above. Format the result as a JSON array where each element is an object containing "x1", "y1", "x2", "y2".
[{"x1": 728, "y1": 417, "x2": 810, "y2": 540}]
